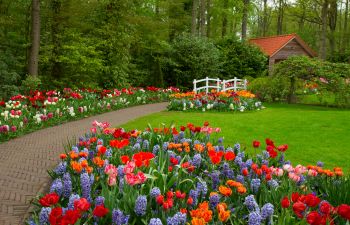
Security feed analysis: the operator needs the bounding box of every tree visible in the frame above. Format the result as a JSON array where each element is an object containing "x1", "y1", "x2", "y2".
[
  {"x1": 242, "y1": 0, "x2": 249, "y2": 40},
  {"x1": 28, "y1": 0, "x2": 40, "y2": 76},
  {"x1": 191, "y1": 0, "x2": 199, "y2": 35},
  {"x1": 320, "y1": 0, "x2": 328, "y2": 60}
]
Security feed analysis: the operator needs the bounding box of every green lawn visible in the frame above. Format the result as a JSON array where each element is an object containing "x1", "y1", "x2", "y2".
[{"x1": 120, "y1": 103, "x2": 350, "y2": 173}]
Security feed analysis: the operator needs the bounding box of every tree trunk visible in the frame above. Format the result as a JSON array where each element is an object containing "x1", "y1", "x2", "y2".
[
  {"x1": 51, "y1": 0, "x2": 62, "y2": 79},
  {"x1": 206, "y1": 0, "x2": 211, "y2": 37},
  {"x1": 191, "y1": 0, "x2": 198, "y2": 35},
  {"x1": 328, "y1": 0, "x2": 337, "y2": 54},
  {"x1": 262, "y1": 0, "x2": 268, "y2": 36},
  {"x1": 200, "y1": 0, "x2": 206, "y2": 36},
  {"x1": 28, "y1": 0, "x2": 40, "y2": 76},
  {"x1": 319, "y1": 0, "x2": 328, "y2": 60},
  {"x1": 277, "y1": 0, "x2": 284, "y2": 35},
  {"x1": 222, "y1": 0, "x2": 228, "y2": 37},
  {"x1": 343, "y1": 0, "x2": 349, "y2": 51},
  {"x1": 242, "y1": 0, "x2": 249, "y2": 40}
]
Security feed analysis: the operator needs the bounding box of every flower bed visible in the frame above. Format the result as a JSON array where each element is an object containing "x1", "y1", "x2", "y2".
[
  {"x1": 28, "y1": 121, "x2": 350, "y2": 225},
  {"x1": 0, "y1": 87, "x2": 178, "y2": 142},
  {"x1": 167, "y1": 90, "x2": 263, "y2": 112}
]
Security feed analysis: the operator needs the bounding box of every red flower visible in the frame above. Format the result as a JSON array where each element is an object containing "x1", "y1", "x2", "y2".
[
  {"x1": 110, "y1": 139, "x2": 129, "y2": 149},
  {"x1": 98, "y1": 146, "x2": 107, "y2": 156},
  {"x1": 293, "y1": 201, "x2": 307, "y2": 218},
  {"x1": 133, "y1": 152, "x2": 155, "y2": 167},
  {"x1": 292, "y1": 192, "x2": 301, "y2": 202},
  {"x1": 277, "y1": 144, "x2": 288, "y2": 152},
  {"x1": 180, "y1": 126, "x2": 186, "y2": 131},
  {"x1": 62, "y1": 209, "x2": 81, "y2": 224},
  {"x1": 176, "y1": 190, "x2": 186, "y2": 199},
  {"x1": 265, "y1": 138, "x2": 275, "y2": 147},
  {"x1": 208, "y1": 150, "x2": 224, "y2": 165},
  {"x1": 267, "y1": 149, "x2": 278, "y2": 158},
  {"x1": 39, "y1": 192, "x2": 59, "y2": 207},
  {"x1": 60, "y1": 154, "x2": 67, "y2": 160},
  {"x1": 93, "y1": 205, "x2": 109, "y2": 217},
  {"x1": 49, "y1": 207, "x2": 63, "y2": 225},
  {"x1": 242, "y1": 168, "x2": 249, "y2": 176},
  {"x1": 167, "y1": 191, "x2": 174, "y2": 199},
  {"x1": 170, "y1": 157, "x2": 179, "y2": 165},
  {"x1": 319, "y1": 201, "x2": 332, "y2": 215},
  {"x1": 338, "y1": 204, "x2": 350, "y2": 220},
  {"x1": 120, "y1": 155, "x2": 130, "y2": 164},
  {"x1": 187, "y1": 197, "x2": 193, "y2": 205},
  {"x1": 203, "y1": 121, "x2": 209, "y2": 126},
  {"x1": 224, "y1": 151, "x2": 236, "y2": 161},
  {"x1": 74, "y1": 198, "x2": 90, "y2": 212},
  {"x1": 156, "y1": 195, "x2": 164, "y2": 205},
  {"x1": 306, "y1": 211, "x2": 324, "y2": 225},
  {"x1": 304, "y1": 194, "x2": 321, "y2": 208},
  {"x1": 281, "y1": 196, "x2": 290, "y2": 208},
  {"x1": 253, "y1": 140, "x2": 260, "y2": 148}
]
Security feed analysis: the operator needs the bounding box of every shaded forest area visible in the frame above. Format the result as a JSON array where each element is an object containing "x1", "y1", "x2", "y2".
[{"x1": 0, "y1": 0, "x2": 349, "y2": 95}]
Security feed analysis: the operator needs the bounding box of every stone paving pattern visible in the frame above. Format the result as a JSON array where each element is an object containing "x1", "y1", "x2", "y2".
[{"x1": 0, "y1": 102, "x2": 167, "y2": 225}]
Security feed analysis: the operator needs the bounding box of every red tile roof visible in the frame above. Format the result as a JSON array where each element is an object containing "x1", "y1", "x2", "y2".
[{"x1": 249, "y1": 33, "x2": 317, "y2": 57}]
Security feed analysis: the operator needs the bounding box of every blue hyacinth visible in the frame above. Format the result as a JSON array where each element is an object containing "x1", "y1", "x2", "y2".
[
  {"x1": 244, "y1": 195, "x2": 259, "y2": 211},
  {"x1": 267, "y1": 179, "x2": 279, "y2": 189},
  {"x1": 166, "y1": 212, "x2": 187, "y2": 225},
  {"x1": 54, "y1": 162, "x2": 67, "y2": 175},
  {"x1": 68, "y1": 194, "x2": 80, "y2": 209},
  {"x1": 209, "y1": 194, "x2": 220, "y2": 209},
  {"x1": 210, "y1": 170, "x2": 220, "y2": 190},
  {"x1": 236, "y1": 175, "x2": 245, "y2": 184},
  {"x1": 196, "y1": 180, "x2": 208, "y2": 197},
  {"x1": 95, "y1": 196, "x2": 105, "y2": 206},
  {"x1": 192, "y1": 154, "x2": 202, "y2": 167},
  {"x1": 133, "y1": 143, "x2": 141, "y2": 151},
  {"x1": 39, "y1": 207, "x2": 51, "y2": 225},
  {"x1": 250, "y1": 179, "x2": 261, "y2": 193},
  {"x1": 80, "y1": 172, "x2": 91, "y2": 202},
  {"x1": 189, "y1": 189, "x2": 199, "y2": 206},
  {"x1": 134, "y1": 195, "x2": 147, "y2": 216},
  {"x1": 112, "y1": 209, "x2": 130, "y2": 225},
  {"x1": 150, "y1": 187, "x2": 161, "y2": 198},
  {"x1": 261, "y1": 203, "x2": 274, "y2": 220},
  {"x1": 50, "y1": 178, "x2": 63, "y2": 196},
  {"x1": 142, "y1": 140, "x2": 150, "y2": 149},
  {"x1": 149, "y1": 218, "x2": 163, "y2": 225},
  {"x1": 152, "y1": 145, "x2": 160, "y2": 155},
  {"x1": 63, "y1": 172, "x2": 72, "y2": 198},
  {"x1": 248, "y1": 211, "x2": 262, "y2": 225}
]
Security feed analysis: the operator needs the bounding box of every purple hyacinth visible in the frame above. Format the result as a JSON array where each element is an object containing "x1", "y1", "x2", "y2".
[
  {"x1": 297, "y1": 175, "x2": 306, "y2": 186},
  {"x1": 162, "y1": 142, "x2": 169, "y2": 151},
  {"x1": 262, "y1": 151, "x2": 270, "y2": 159},
  {"x1": 210, "y1": 171, "x2": 220, "y2": 190},
  {"x1": 317, "y1": 161, "x2": 324, "y2": 167},
  {"x1": 50, "y1": 178, "x2": 63, "y2": 196},
  {"x1": 244, "y1": 195, "x2": 259, "y2": 211},
  {"x1": 90, "y1": 174, "x2": 95, "y2": 185},
  {"x1": 72, "y1": 146, "x2": 79, "y2": 153},
  {"x1": 54, "y1": 162, "x2": 67, "y2": 175},
  {"x1": 117, "y1": 165, "x2": 125, "y2": 178},
  {"x1": 63, "y1": 172, "x2": 72, "y2": 198},
  {"x1": 68, "y1": 194, "x2": 80, "y2": 209},
  {"x1": 153, "y1": 145, "x2": 160, "y2": 155},
  {"x1": 196, "y1": 180, "x2": 208, "y2": 197},
  {"x1": 112, "y1": 209, "x2": 130, "y2": 225},
  {"x1": 119, "y1": 178, "x2": 125, "y2": 193},
  {"x1": 191, "y1": 154, "x2": 201, "y2": 167},
  {"x1": 261, "y1": 203, "x2": 274, "y2": 220},
  {"x1": 250, "y1": 179, "x2": 261, "y2": 193},
  {"x1": 248, "y1": 211, "x2": 262, "y2": 225},
  {"x1": 179, "y1": 131, "x2": 184, "y2": 139},
  {"x1": 132, "y1": 143, "x2": 141, "y2": 151},
  {"x1": 234, "y1": 143, "x2": 241, "y2": 151},
  {"x1": 236, "y1": 175, "x2": 245, "y2": 184},
  {"x1": 95, "y1": 196, "x2": 105, "y2": 206},
  {"x1": 218, "y1": 137, "x2": 223, "y2": 144},
  {"x1": 209, "y1": 194, "x2": 220, "y2": 209},
  {"x1": 150, "y1": 187, "x2": 161, "y2": 198},
  {"x1": 27, "y1": 218, "x2": 37, "y2": 225},
  {"x1": 105, "y1": 148, "x2": 112, "y2": 158},
  {"x1": 166, "y1": 212, "x2": 187, "y2": 225},
  {"x1": 134, "y1": 195, "x2": 147, "y2": 216},
  {"x1": 149, "y1": 218, "x2": 163, "y2": 225},
  {"x1": 142, "y1": 140, "x2": 150, "y2": 149},
  {"x1": 245, "y1": 159, "x2": 253, "y2": 167},
  {"x1": 234, "y1": 156, "x2": 243, "y2": 166},
  {"x1": 262, "y1": 160, "x2": 269, "y2": 166},
  {"x1": 80, "y1": 172, "x2": 91, "y2": 202},
  {"x1": 39, "y1": 207, "x2": 51, "y2": 225},
  {"x1": 189, "y1": 189, "x2": 199, "y2": 206},
  {"x1": 267, "y1": 179, "x2": 279, "y2": 189}
]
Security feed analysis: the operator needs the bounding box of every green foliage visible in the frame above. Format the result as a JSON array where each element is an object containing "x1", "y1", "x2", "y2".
[
  {"x1": 165, "y1": 35, "x2": 221, "y2": 89},
  {"x1": 21, "y1": 75, "x2": 42, "y2": 94},
  {"x1": 248, "y1": 76, "x2": 290, "y2": 102},
  {"x1": 218, "y1": 37, "x2": 268, "y2": 78}
]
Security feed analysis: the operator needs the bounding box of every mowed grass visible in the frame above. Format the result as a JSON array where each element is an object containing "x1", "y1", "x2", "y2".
[{"x1": 120, "y1": 103, "x2": 350, "y2": 173}]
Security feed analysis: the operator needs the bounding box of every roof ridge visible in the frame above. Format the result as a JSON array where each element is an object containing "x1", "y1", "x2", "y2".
[{"x1": 249, "y1": 33, "x2": 296, "y2": 40}]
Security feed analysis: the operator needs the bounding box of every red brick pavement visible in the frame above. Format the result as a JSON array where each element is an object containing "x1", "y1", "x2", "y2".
[{"x1": 0, "y1": 102, "x2": 168, "y2": 225}]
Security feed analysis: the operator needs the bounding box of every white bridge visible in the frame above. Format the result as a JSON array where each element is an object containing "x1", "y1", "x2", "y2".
[{"x1": 193, "y1": 77, "x2": 247, "y2": 93}]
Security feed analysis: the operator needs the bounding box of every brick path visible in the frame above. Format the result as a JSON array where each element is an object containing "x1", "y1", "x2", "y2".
[{"x1": 0, "y1": 102, "x2": 167, "y2": 225}]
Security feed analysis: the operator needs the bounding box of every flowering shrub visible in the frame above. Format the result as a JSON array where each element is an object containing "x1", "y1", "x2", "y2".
[
  {"x1": 28, "y1": 121, "x2": 350, "y2": 224},
  {"x1": 167, "y1": 90, "x2": 263, "y2": 112},
  {"x1": 0, "y1": 87, "x2": 179, "y2": 142}
]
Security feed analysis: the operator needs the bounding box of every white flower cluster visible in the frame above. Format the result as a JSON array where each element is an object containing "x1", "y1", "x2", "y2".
[
  {"x1": 1, "y1": 111, "x2": 9, "y2": 120},
  {"x1": 6, "y1": 101, "x2": 22, "y2": 109}
]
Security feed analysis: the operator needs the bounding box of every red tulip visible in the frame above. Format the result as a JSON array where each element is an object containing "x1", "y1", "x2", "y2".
[
  {"x1": 39, "y1": 193, "x2": 59, "y2": 207},
  {"x1": 281, "y1": 196, "x2": 290, "y2": 208},
  {"x1": 93, "y1": 205, "x2": 109, "y2": 217},
  {"x1": 338, "y1": 204, "x2": 350, "y2": 220},
  {"x1": 74, "y1": 198, "x2": 90, "y2": 212},
  {"x1": 253, "y1": 140, "x2": 260, "y2": 148}
]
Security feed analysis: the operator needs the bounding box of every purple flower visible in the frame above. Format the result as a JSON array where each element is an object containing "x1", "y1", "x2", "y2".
[
  {"x1": 267, "y1": 179, "x2": 279, "y2": 189},
  {"x1": 189, "y1": 189, "x2": 199, "y2": 206},
  {"x1": 236, "y1": 175, "x2": 245, "y2": 184},
  {"x1": 134, "y1": 195, "x2": 147, "y2": 216},
  {"x1": 234, "y1": 156, "x2": 243, "y2": 166},
  {"x1": 248, "y1": 211, "x2": 262, "y2": 225},
  {"x1": 119, "y1": 178, "x2": 124, "y2": 193},
  {"x1": 149, "y1": 218, "x2": 163, "y2": 225},
  {"x1": 105, "y1": 148, "x2": 112, "y2": 158},
  {"x1": 112, "y1": 209, "x2": 129, "y2": 225},
  {"x1": 54, "y1": 162, "x2": 67, "y2": 175},
  {"x1": 250, "y1": 179, "x2": 261, "y2": 193},
  {"x1": 95, "y1": 196, "x2": 105, "y2": 206},
  {"x1": 261, "y1": 203, "x2": 274, "y2": 220},
  {"x1": 218, "y1": 137, "x2": 223, "y2": 144},
  {"x1": 245, "y1": 159, "x2": 253, "y2": 167},
  {"x1": 142, "y1": 140, "x2": 150, "y2": 149},
  {"x1": 317, "y1": 161, "x2": 324, "y2": 167},
  {"x1": 63, "y1": 173, "x2": 72, "y2": 198},
  {"x1": 117, "y1": 165, "x2": 125, "y2": 178},
  {"x1": 39, "y1": 207, "x2": 51, "y2": 225},
  {"x1": 80, "y1": 172, "x2": 91, "y2": 202},
  {"x1": 244, "y1": 195, "x2": 259, "y2": 211},
  {"x1": 153, "y1": 145, "x2": 160, "y2": 155},
  {"x1": 162, "y1": 142, "x2": 169, "y2": 151},
  {"x1": 234, "y1": 143, "x2": 241, "y2": 151},
  {"x1": 166, "y1": 212, "x2": 187, "y2": 225},
  {"x1": 209, "y1": 194, "x2": 220, "y2": 209},
  {"x1": 68, "y1": 194, "x2": 80, "y2": 209},
  {"x1": 133, "y1": 143, "x2": 141, "y2": 151},
  {"x1": 50, "y1": 178, "x2": 63, "y2": 196},
  {"x1": 196, "y1": 180, "x2": 208, "y2": 197},
  {"x1": 210, "y1": 171, "x2": 220, "y2": 190},
  {"x1": 150, "y1": 187, "x2": 161, "y2": 198},
  {"x1": 262, "y1": 150, "x2": 270, "y2": 159}
]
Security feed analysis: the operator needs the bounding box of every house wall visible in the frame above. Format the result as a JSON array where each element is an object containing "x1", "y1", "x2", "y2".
[{"x1": 269, "y1": 39, "x2": 312, "y2": 74}]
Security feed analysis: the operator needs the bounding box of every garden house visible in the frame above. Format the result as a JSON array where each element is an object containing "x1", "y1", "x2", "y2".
[{"x1": 249, "y1": 33, "x2": 317, "y2": 74}]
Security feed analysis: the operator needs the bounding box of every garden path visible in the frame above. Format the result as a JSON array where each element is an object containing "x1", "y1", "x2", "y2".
[{"x1": 0, "y1": 102, "x2": 168, "y2": 225}]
